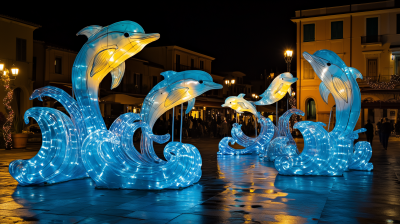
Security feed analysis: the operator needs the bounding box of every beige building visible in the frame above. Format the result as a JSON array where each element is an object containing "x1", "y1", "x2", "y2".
[
  {"x1": 292, "y1": 0, "x2": 400, "y2": 130},
  {"x1": 0, "y1": 15, "x2": 40, "y2": 118}
]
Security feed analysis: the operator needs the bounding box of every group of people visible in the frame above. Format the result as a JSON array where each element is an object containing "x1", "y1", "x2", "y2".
[
  {"x1": 153, "y1": 115, "x2": 259, "y2": 139},
  {"x1": 364, "y1": 118, "x2": 396, "y2": 150}
]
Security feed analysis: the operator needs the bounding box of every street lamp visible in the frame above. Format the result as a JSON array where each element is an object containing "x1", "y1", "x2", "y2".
[
  {"x1": 224, "y1": 78, "x2": 236, "y2": 95},
  {"x1": 284, "y1": 50, "x2": 293, "y2": 72},
  {"x1": 1, "y1": 62, "x2": 20, "y2": 150}
]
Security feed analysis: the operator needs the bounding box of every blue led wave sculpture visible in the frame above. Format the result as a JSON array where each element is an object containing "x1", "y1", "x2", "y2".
[
  {"x1": 273, "y1": 50, "x2": 373, "y2": 175},
  {"x1": 218, "y1": 72, "x2": 297, "y2": 156},
  {"x1": 9, "y1": 21, "x2": 159, "y2": 186},
  {"x1": 9, "y1": 21, "x2": 223, "y2": 189},
  {"x1": 260, "y1": 109, "x2": 304, "y2": 161},
  {"x1": 83, "y1": 70, "x2": 222, "y2": 189}
]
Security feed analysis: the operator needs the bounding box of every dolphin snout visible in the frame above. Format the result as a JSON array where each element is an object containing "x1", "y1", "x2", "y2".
[
  {"x1": 284, "y1": 77, "x2": 298, "y2": 84},
  {"x1": 204, "y1": 81, "x2": 223, "y2": 90},
  {"x1": 221, "y1": 104, "x2": 230, "y2": 107},
  {"x1": 132, "y1": 33, "x2": 160, "y2": 44}
]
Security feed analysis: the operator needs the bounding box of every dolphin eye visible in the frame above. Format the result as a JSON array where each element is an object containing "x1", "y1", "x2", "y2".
[
  {"x1": 199, "y1": 80, "x2": 203, "y2": 84},
  {"x1": 327, "y1": 63, "x2": 331, "y2": 66},
  {"x1": 230, "y1": 102, "x2": 231, "y2": 104},
  {"x1": 124, "y1": 33, "x2": 130, "y2": 37}
]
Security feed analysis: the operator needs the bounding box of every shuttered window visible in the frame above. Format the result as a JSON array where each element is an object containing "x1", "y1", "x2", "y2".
[
  {"x1": 303, "y1": 61, "x2": 315, "y2": 79},
  {"x1": 303, "y1": 24, "x2": 315, "y2": 42},
  {"x1": 331, "y1": 21, "x2": 343, "y2": 39},
  {"x1": 16, "y1": 38, "x2": 26, "y2": 61},
  {"x1": 366, "y1": 17, "x2": 378, "y2": 36}
]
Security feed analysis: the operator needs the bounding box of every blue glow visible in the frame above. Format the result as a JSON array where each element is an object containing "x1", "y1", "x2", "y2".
[
  {"x1": 217, "y1": 116, "x2": 275, "y2": 155},
  {"x1": 9, "y1": 21, "x2": 222, "y2": 189},
  {"x1": 273, "y1": 50, "x2": 373, "y2": 175}
]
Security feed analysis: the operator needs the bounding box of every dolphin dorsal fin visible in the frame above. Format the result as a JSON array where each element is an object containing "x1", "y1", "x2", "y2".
[
  {"x1": 110, "y1": 62, "x2": 125, "y2": 90},
  {"x1": 319, "y1": 82, "x2": 330, "y2": 104},
  {"x1": 238, "y1": 93, "x2": 245, "y2": 98},
  {"x1": 349, "y1": 67, "x2": 363, "y2": 80},
  {"x1": 161, "y1": 71, "x2": 177, "y2": 80},
  {"x1": 77, "y1": 25, "x2": 103, "y2": 39}
]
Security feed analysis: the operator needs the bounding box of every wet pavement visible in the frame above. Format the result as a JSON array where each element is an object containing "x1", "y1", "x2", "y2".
[{"x1": 0, "y1": 136, "x2": 399, "y2": 223}]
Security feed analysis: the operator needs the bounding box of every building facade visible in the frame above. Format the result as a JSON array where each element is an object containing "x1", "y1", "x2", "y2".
[
  {"x1": 0, "y1": 15, "x2": 40, "y2": 118},
  {"x1": 292, "y1": 0, "x2": 400, "y2": 130}
]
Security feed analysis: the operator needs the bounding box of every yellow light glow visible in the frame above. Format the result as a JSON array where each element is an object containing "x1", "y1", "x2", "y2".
[
  {"x1": 11, "y1": 67, "x2": 19, "y2": 76},
  {"x1": 0, "y1": 63, "x2": 4, "y2": 72},
  {"x1": 285, "y1": 50, "x2": 293, "y2": 57},
  {"x1": 231, "y1": 79, "x2": 235, "y2": 84},
  {"x1": 203, "y1": 106, "x2": 206, "y2": 110}
]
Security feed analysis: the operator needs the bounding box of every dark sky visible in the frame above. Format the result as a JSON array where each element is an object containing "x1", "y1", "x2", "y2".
[{"x1": 3, "y1": 0, "x2": 384, "y2": 80}]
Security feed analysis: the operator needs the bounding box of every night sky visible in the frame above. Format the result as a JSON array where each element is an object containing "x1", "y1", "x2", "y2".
[{"x1": 3, "y1": 0, "x2": 384, "y2": 81}]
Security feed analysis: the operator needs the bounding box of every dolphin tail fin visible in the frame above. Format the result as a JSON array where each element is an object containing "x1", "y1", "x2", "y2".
[
  {"x1": 319, "y1": 82, "x2": 331, "y2": 104},
  {"x1": 186, "y1": 98, "x2": 195, "y2": 114},
  {"x1": 110, "y1": 62, "x2": 126, "y2": 90}
]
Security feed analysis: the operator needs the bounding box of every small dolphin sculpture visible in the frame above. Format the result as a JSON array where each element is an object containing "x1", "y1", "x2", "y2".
[
  {"x1": 255, "y1": 72, "x2": 297, "y2": 106},
  {"x1": 221, "y1": 93, "x2": 259, "y2": 117}
]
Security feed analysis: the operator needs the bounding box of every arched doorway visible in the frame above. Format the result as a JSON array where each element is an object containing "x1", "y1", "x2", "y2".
[{"x1": 306, "y1": 98, "x2": 316, "y2": 120}]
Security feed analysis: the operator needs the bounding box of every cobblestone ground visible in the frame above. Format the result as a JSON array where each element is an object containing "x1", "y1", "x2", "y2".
[{"x1": 0, "y1": 135, "x2": 399, "y2": 223}]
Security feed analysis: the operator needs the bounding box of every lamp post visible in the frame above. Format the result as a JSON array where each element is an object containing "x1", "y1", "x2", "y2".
[
  {"x1": 224, "y1": 78, "x2": 235, "y2": 96},
  {"x1": 0, "y1": 61, "x2": 20, "y2": 150},
  {"x1": 284, "y1": 50, "x2": 293, "y2": 112}
]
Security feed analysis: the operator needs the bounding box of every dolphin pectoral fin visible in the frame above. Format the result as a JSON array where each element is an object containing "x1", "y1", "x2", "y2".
[
  {"x1": 164, "y1": 87, "x2": 189, "y2": 108},
  {"x1": 319, "y1": 82, "x2": 331, "y2": 104},
  {"x1": 76, "y1": 25, "x2": 103, "y2": 39},
  {"x1": 90, "y1": 48, "x2": 117, "y2": 77},
  {"x1": 110, "y1": 62, "x2": 125, "y2": 90},
  {"x1": 186, "y1": 98, "x2": 195, "y2": 114},
  {"x1": 288, "y1": 87, "x2": 292, "y2": 96},
  {"x1": 237, "y1": 102, "x2": 248, "y2": 109},
  {"x1": 332, "y1": 76, "x2": 348, "y2": 103},
  {"x1": 274, "y1": 83, "x2": 284, "y2": 95},
  {"x1": 349, "y1": 67, "x2": 363, "y2": 80},
  {"x1": 238, "y1": 93, "x2": 245, "y2": 98}
]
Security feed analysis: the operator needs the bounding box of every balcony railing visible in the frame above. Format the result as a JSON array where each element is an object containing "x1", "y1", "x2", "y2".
[
  {"x1": 366, "y1": 75, "x2": 392, "y2": 82},
  {"x1": 361, "y1": 35, "x2": 382, "y2": 44},
  {"x1": 175, "y1": 63, "x2": 202, "y2": 72}
]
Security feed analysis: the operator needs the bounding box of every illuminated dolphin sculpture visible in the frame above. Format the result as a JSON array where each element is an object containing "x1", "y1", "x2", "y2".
[
  {"x1": 273, "y1": 50, "x2": 372, "y2": 175},
  {"x1": 218, "y1": 93, "x2": 275, "y2": 155},
  {"x1": 255, "y1": 72, "x2": 297, "y2": 106},
  {"x1": 83, "y1": 70, "x2": 222, "y2": 189},
  {"x1": 221, "y1": 94, "x2": 259, "y2": 117}
]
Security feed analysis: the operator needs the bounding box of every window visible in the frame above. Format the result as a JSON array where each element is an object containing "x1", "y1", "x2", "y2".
[
  {"x1": 306, "y1": 99, "x2": 316, "y2": 120},
  {"x1": 397, "y1": 14, "x2": 400, "y2": 34},
  {"x1": 55, "y1": 57, "x2": 62, "y2": 74},
  {"x1": 366, "y1": 17, "x2": 378, "y2": 36},
  {"x1": 303, "y1": 24, "x2": 315, "y2": 42},
  {"x1": 32, "y1": 57, "x2": 37, "y2": 81},
  {"x1": 331, "y1": 21, "x2": 343, "y2": 39},
  {"x1": 367, "y1": 59, "x2": 377, "y2": 77},
  {"x1": 200, "y1": 61, "x2": 204, "y2": 70},
  {"x1": 303, "y1": 61, "x2": 315, "y2": 79},
  {"x1": 191, "y1": 59, "x2": 194, "y2": 69},
  {"x1": 16, "y1": 38, "x2": 26, "y2": 61}
]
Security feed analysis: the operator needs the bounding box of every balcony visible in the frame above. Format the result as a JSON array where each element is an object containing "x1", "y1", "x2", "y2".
[
  {"x1": 175, "y1": 63, "x2": 202, "y2": 72},
  {"x1": 361, "y1": 35, "x2": 383, "y2": 47},
  {"x1": 366, "y1": 75, "x2": 392, "y2": 82}
]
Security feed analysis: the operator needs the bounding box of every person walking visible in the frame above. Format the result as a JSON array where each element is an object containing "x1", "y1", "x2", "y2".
[
  {"x1": 364, "y1": 119, "x2": 374, "y2": 146},
  {"x1": 381, "y1": 118, "x2": 393, "y2": 150},
  {"x1": 376, "y1": 118, "x2": 383, "y2": 145},
  {"x1": 221, "y1": 117, "x2": 229, "y2": 137}
]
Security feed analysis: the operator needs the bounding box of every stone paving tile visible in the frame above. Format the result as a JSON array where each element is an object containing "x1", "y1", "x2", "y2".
[{"x1": 1, "y1": 137, "x2": 400, "y2": 223}]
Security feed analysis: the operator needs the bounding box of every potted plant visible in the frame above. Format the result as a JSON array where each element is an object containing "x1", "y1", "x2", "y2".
[{"x1": 12, "y1": 115, "x2": 29, "y2": 148}]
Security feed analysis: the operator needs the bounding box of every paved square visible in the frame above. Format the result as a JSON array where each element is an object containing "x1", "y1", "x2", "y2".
[{"x1": 0, "y1": 137, "x2": 399, "y2": 223}]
